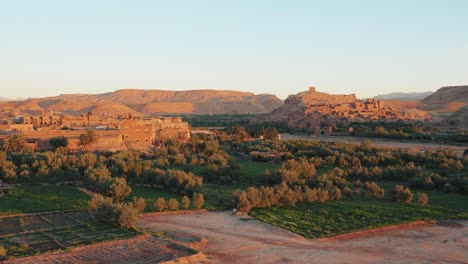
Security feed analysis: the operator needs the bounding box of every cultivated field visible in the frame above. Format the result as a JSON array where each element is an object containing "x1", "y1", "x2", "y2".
[
  {"x1": 0, "y1": 211, "x2": 138, "y2": 260},
  {"x1": 139, "y1": 211, "x2": 468, "y2": 263},
  {"x1": 0, "y1": 186, "x2": 89, "y2": 216},
  {"x1": 4, "y1": 235, "x2": 197, "y2": 264}
]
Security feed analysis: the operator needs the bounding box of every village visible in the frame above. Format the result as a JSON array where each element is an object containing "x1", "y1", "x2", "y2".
[{"x1": 0, "y1": 112, "x2": 191, "y2": 151}]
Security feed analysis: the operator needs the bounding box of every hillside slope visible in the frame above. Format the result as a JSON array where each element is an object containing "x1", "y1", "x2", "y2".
[
  {"x1": 444, "y1": 104, "x2": 468, "y2": 128},
  {"x1": 374, "y1": 91, "x2": 433, "y2": 101},
  {"x1": 417, "y1": 86, "x2": 467, "y2": 116},
  {"x1": 6, "y1": 89, "x2": 283, "y2": 115},
  {"x1": 421, "y1": 86, "x2": 468, "y2": 103}
]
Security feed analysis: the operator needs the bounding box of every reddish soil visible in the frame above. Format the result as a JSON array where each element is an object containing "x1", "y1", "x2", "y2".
[
  {"x1": 139, "y1": 211, "x2": 468, "y2": 264},
  {"x1": 5, "y1": 235, "x2": 196, "y2": 264}
]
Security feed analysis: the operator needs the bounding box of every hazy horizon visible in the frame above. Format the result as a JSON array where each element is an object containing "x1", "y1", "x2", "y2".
[{"x1": 1, "y1": 0, "x2": 467, "y2": 99}]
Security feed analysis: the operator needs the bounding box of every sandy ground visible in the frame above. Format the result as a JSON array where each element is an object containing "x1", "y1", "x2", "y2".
[
  {"x1": 139, "y1": 211, "x2": 468, "y2": 264},
  {"x1": 281, "y1": 133, "x2": 468, "y2": 157}
]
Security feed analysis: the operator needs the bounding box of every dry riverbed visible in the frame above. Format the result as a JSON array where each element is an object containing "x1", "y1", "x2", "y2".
[{"x1": 139, "y1": 211, "x2": 468, "y2": 264}]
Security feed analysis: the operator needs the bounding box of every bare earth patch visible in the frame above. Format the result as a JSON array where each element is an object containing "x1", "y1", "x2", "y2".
[{"x1": 139, "y1": 211, "x2": 468, "y2": 264}]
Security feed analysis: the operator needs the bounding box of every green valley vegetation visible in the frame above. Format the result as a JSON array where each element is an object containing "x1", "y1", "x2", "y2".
[{"x1": 0, "y1": 123, "x2": 467, "y2": 241}]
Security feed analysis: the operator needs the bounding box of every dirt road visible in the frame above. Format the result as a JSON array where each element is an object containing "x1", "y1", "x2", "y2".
[
  {"x1": 139, "y1": 211, "x2": 468, "y2": 264},
  {"x1": 281, "y1": 133, "x2": 467, "y2": 157}
]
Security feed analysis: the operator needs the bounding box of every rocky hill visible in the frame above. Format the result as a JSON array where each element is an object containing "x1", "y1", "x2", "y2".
[
  {"x1": 416, "y1": 86, "x2": 467, "y2": 118},
  {"x1": 374, "y1": 91, "x2": 433, "y2": 101},
  {"x1": 443, "y1": 104, "x2": 468, "y2": 128},
  {"x1": 421, "y1": 86, "x2": 468, "y2": 103},
  {"x1": 3, "y1": 89, "x2": 283, "y2": 115}
]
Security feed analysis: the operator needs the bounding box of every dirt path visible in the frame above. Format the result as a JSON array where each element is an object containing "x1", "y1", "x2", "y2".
[
  {"x1": 281, "y1": 133, "x2": 467, "y2": 157},
  {"x1": 138, "y1": 211, "x2": 468, "y2": 264},
  {"x1": 77, "y1": 186, "x2": 97, "y2": 197}
]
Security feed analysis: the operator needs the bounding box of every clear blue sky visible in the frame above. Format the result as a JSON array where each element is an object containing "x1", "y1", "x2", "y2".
[{"x1": 1, "y1": 0, "x2": 467, "y2": 99}]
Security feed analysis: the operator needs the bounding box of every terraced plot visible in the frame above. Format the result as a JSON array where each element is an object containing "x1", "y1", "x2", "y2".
[
  {"x1": 5, "y1": 235, "x2": 197, "y2": 264},
  {"x1": 0, "y1": 211, "x2": 138, "y2": 261}
]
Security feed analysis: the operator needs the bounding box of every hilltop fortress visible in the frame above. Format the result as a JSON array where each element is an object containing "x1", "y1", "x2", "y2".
[{"x1": 255, "y1": 86, "x2": 430, "y2": 131}]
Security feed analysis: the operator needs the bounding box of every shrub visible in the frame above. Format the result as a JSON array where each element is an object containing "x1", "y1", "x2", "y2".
[
  {"x1": 132, "y1": 196, "x2": 146, "y2": 213},
  {"x1": 49, "y1": 136, "x2": 68, "y2": 150},
  {"x1": 182, "y1": 196, "x2": 191, "y2": 210},
  {"x1": 443, "y1": 183, "x2": 455, "y2": 193},
  {"x1": 364, "y1": 181, "x2": 385, "y2": 198},
  {"x1": 0, "y1": 245, "x2": 7, "y2": 258},
  {"x1": 89, "y1": 194, "x2": 115, "y2": 218},
  {"x1": 330, "y1": 186, "x2": 342, "y2": 200},
  {"x1": 343, "y1": 186, "x2": 352, "y2": 198},
  {"x1": 390, "y1": 185, "x2": 413, "y2": 203},
  {"x1": 108, "y1": 177, "x2": 132, "y2": 202},
  {"x1": 236, "y1": 191, "x2": 252, "y2": 212},
  {"x1": 116, "y1": 203, "x2": 139, "y2": 229},
  {"x1": 192, "y1": 193, "x2": 205, "y2": 209},
  {"x1": 154, "y1": 197, "x2": 167, "y2": 212},
  {"x1": 168, "y1": 198, "x2": 179, "y2": 211},
  {"x1": 303, "y1": 187, "x2": 318, "y2": 203},
  {"x1": 317, "y1": 189, "x2": 330, "y2": 203},
  {"x1": 417, "y1": 192, "x2": 429, "y2": 206}
]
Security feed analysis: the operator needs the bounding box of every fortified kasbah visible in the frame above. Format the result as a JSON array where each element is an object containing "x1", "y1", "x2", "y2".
[
  {"x1": 0, "y1": 112, "x2": 190, "y2": 151},
  {"x1": 254, "y1": 86, "x2": 431, "y2": 131}
]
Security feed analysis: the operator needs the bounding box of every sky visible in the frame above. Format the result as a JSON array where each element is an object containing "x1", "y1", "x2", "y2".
[{"x1": 0, "y1": 0, "x2": 467, "y2": 100}]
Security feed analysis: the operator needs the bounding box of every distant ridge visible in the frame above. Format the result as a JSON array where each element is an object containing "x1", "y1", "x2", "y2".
[
  {"x1": 1, "y1": 89, "x2": 283, "y2": 115},
  {"x1": 416, "y1": 86, "x2": 468, "y2": 115},
  {"x1": 421, "y1": 86, "x2": 468, "y2": 103},
  {"x1": 373, "y1": 91, "x2": 433, "y2": 101},
  {"x1": 0, "y1": 97, "x2": 26, "y2": 101}
]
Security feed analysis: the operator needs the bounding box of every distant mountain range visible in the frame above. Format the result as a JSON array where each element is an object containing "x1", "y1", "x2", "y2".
[
  {"x1": 0, "y1": 89, "x2": 283, "y2": 115},
  {"x1": 373, "y1": 91, "x2": 433, "y2": 101},
  {"x1": 1, "y1": 86, "x2": 466, "y2": 121},
  {"x1": 0, "y1": 97, "x2": 25, "y2": 101}
]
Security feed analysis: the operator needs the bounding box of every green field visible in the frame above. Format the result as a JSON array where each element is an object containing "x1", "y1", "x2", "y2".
[
  {"x1": 237, "y1": 160, "x2": 280, "y2": 184},
  {"x1": 0, "y1": 211, "x2": 139, "y2": 260},
  {"x1": 252, "y1": 194, "x2": 467, "y2": 239},
  {"x1": 0, "y1": 186, "x2": 90, "y2": 216},
  {"x1": 377, "y1": 182, "x2": 468, "y2": 212},
  {"x1": 202, "y1": 183, "x2": 244, "y2": 210}
]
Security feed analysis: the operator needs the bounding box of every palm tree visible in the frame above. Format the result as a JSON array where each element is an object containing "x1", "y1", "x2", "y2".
[
  {"x1": 79, "y1": 129, "x2": 98, "y2": 151},
  {"x1": 1, "y1": 134, "x2": 27, "y2": 152},
  {"x1": 86, "y1": 112, "x2": 93, "y2": 126}
]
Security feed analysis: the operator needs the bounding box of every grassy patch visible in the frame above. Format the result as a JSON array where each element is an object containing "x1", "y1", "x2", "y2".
[
  {"x1": 202, "y1": 184, "x2": 244, "y2": 210},
  {"x1": 252, "y1": 195, "x2": 467, "y2": 239},
  {"x1": 0, "y1": 186, "x2": 89, "y2": 216},
  {"x1": 377, "y1": 181, "x2": 468, "y2": 212},
  {"x1": 237, "y1": 160, "x2": 280, "y2": 184}
]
